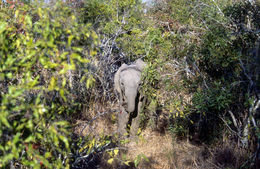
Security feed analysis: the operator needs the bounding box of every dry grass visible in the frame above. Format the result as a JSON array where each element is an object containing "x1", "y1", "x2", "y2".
[
  {"x1": 73, "y1": 102, "x2": 118, "y2": 137},
  {"x1": 124, "y1": 129, "x2": 173, "y2": 169},
  {"x1": 123, "y1": 130, "x2": 249, "y2": 169},
  {"x1": 73, "y1": 104, "x2": 250, "y2": 169},
  {"x1": 122, "y1": 129, "x2": 207, "y2": 169}
]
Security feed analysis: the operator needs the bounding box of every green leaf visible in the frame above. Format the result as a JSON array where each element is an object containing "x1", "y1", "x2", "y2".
[
  {"x1": 59, "y1": 135, "x2": 69, "y2": 149},
  {"x1": 26, "y1": 120, "x2": 33, "y2": 129},
  {"x1": 25, "y1": 15, "x2": 32, "y2": 28},
  {"x1": 68, "y1": 35, "x2": 74, "y2": 46},
  {"x1": 142, "y1": 154, "x2": 149, "y2": 162},
  {"x1": 13, "y1": 133, "x2": 21, "y2": 144},
  {"x1": 45, "y1": 152, "x2": 52, "y2": 158},
  {"x1": 25, "y1": 135, "x2": 35, "y2": 143},
  {"x1": 48, "y1": 77, "x2": 57, "y2": 91},
  {"x1": 0, "y1": 115, "x2": 11, "y2": 128},
  {"x1": 134, "y1": 154, "x2": 141, "y2": 167},
  {"x1": 114, "y1": 149, "x2": 119, "y2": 156},
  {"x1": 0, "y1": 22, "x2": 7, "y2": 34},
  {"x1": 86, "y1": 78, "x2": 92, "y2": 89},
  {"x1": 124, "y1": 161, "x2": 131, "y2": 166},
  {"x1": 60, "y1": 89, "x2": 66, "y2": 101}
]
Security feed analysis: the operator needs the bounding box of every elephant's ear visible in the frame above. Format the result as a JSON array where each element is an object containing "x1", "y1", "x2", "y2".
[
  {"x1": 134, "y1": 59, "x2": 147, "y2": 71},
  {"x1": 114, "y1": 63, "x2": 128, "y2": 93}
]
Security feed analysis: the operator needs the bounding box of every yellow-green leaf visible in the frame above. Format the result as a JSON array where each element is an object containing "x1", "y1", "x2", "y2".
[
  {"x1": 68, "y1": 35, "x2": 74, "y2": 46},
  {"x1": 114, "y1": 149, "x2": 119, "y2": 156},
  {"x1": 107, "y1": 158, "x2": 114, "y2": 164},
  {"x1": 48, "y1": 77, "x2": 57, "y2": 91},
  {"x1": 0, "y1": 22, "x2": 7, "y2": 34}
]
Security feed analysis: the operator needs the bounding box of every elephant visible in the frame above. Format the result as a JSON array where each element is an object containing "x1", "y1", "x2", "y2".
[{"x1": 114, "y1": 59, "x2": 147, "y2": 136}]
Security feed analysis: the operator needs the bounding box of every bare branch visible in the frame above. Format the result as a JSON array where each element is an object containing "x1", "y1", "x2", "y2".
[{"x1": 228, "y1": 111, "x2": 238, "y2": 129}]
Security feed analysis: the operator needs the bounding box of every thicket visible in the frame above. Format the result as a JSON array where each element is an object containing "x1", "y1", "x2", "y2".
[
  {"x1": 147, "y1": 0, "x2": 260, "y2": 167},
  {"x1": 0, "y1": 1, "x2": 102, "y2": 168},
  {"x1": 0, "y1": 0, "x2": 259, "y2": 168},
  {"x1": 0, "y1": 0, "x2": 153, "y2": 168}
]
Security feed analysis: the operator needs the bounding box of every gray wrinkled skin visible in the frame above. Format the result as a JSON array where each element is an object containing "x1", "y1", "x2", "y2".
[{"x1": 114, "y1": 59, "x2": 147, "y2": 136}]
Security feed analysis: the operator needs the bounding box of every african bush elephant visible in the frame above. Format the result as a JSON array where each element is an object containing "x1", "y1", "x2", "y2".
[{"x1": 114, "y1": 59, "x2": 147, "y2": 136}]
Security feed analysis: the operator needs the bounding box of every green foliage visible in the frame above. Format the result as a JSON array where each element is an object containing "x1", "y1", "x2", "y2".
[
  {"x1": 0, "y1": 0, "x2": 259, "y2": 167},
  {"x1": 79, "y1": 0, "x2": 112, "y2": 25},
  {"x1": 70, "y1": 135, "x2": 114, "y2": 168},
  {"x1": 168, "y1": 0, "x2": 196, "y2": 24},
  {"x1": 134, "y1": 153, "x2": 149, "y2": 167},
  {"x1": 224, "y1": 1, "x2": 260, "y2": 30},
  {"x1": 146, "y1": 0, "x2": 259, "y2": 148},
  {"x1": 199, "y1": 25, "x2": 240, "y2": 78},
  {"x1": 169, "y1": 116, "x2": 189, "y2": 138},
  {"x1": 192, "y1": 82, "x2": 233, "y2": 114},
  {"x1": 141, "y1": 61, "x2": 160, "y2": 100},
  {"x1": 0, "y1": 1, "x2": 97, "y2": 168}
]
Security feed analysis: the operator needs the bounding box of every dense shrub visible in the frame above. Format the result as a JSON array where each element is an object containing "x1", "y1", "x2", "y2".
[
  {"x1": 0, "y1": 1, "x2": 97, "y2": 167},
  {"x1": 0, "y1": 0, "x2": 259, "y2": 168},
  {"x1": 147, "y1": 0, "x2": 259, "y2": 150}
]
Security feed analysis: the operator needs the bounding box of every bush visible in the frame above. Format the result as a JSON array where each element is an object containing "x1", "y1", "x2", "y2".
[
  {"x1": 0, "y1": 1, "x2": 97, "y2": 167},
  {"x1": 147, "y1": 0, "x2": 259, "y2": 149}
]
